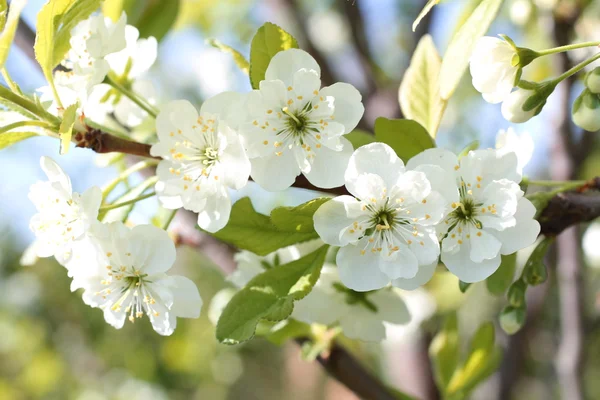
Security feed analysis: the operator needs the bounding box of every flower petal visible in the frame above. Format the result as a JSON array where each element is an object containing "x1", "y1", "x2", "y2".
[
  {"x1": 265, "y1": 49, "x2": 321, "y2": 86},
  {"x1": 336, "y1": 241, "x2": 391, "y2": 291},
  {"x1": 369, "y1": 288, "x2": 411, "y2": 324},
  {"x1": 197, "y1": 191, "x2": 232, "y2": 232},
  {"x1": 313, "y1": 195, "x2": 366, "y2": 246},
  {"x1": 250, "y1": 151, "x2": 300, "y2": 191},
  {"x1": 496, "y1": 197, "x2": 541, "y2": 255},
  {"x1": 303, "y1": 137, "x2": 352, "y2": 189},
  {"x1": 129, "y1": 224, "x2": 177, "y2": 275},
  {"x1": 345, "y1": 142, "x2": 405, "y2": 192},
  {"x1": 392, "y1": 261, "x2": 437, "y2": 290},
  {"x1": 40, "y1": 156, "x2": 72, "y2": 194},
  {"x1": 442, "y1": 238, "x2": 501, "y2": 282},
  {"x1": 168, "y1": 275, "x2": 203, "y2": 319},
  {"x1": 319, "y1": 82, "x2": 365, "y2": 133}
]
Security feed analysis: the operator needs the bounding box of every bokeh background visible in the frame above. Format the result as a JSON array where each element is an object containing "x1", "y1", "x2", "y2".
[{"x1": 1, "y1": 0, "x2": 600, "y2": 399}]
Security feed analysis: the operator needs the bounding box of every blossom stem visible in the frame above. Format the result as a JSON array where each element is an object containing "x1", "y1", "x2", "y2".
[
  {"x1": 162, "y1": 209, "x2": 178, "y2": 230},
  {"x1": 105, "y1": 76, "x2": 159, "y2": 118},
  {"x1": 536, "y1": 41, "x2": 600, "y2": 56},
  {"x1": 0, "y1": 120, "x2": 55, "y2": 134},
  {"x1": 99, "y1": 191, "x2": 156, "y2": 211},
  {"x1": 102, "y1": 160, "x2": 159, "y2": 199},
  {"x1": 553, "y1": 52, "x2": 600, "y2": 84},
  {"x1": 526, "y1": 179, "x2": 586, "y2": 187}
]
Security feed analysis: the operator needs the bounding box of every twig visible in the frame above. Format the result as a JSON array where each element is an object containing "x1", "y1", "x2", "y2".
[{"x1": 74, "y1": 128, "x2": 159, "y2": 159}]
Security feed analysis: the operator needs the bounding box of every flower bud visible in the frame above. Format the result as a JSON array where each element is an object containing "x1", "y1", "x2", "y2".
[
  {"x1": 507, "y1": 279, "x2": 527, "y2": 308},
  {"x1": 586, "y1": 67, "x2": 600, "y2": 94},
  {"x1": 500, "y1": 306, "x2": 526, "y2": 335},
  {"x1": 501, "y1": 81, "x2": 555, "y2": 123},
  {"x1": 572, "y1": 89, "x2": 600, "y2": 132},
  {"x1": 523, "y1": 237, "x2": 553, "y2": 286}
]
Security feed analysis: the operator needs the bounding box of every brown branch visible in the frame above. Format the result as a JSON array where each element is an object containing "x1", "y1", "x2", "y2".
[
  {"x1": 74, "y1": 128, "x2": 159, "y2": 159},
  {"x1": 296, "y1": 338, "x2": 397, "y2": 400}
]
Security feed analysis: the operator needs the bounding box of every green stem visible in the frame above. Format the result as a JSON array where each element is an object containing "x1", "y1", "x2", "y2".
[
  {"x1": 99, "y1": 191, "x2": 156, "y2": 211},
  {"x1": 0, "y1": 120, "x2": 54, "y2": 134},
  {"x1": 1, "y1": 69, "x2": 20, "y2": 94},
  {"x1": 162, "y1": 209, "x2": 178, "y2": 230},
  {"x1": 0, "y1": 84, "x2": 60, "y2": 125},
  {"x1": 101, "y1": 159, "x2": 159, "y2": 199},
  {"x1": 525, "y1": 179, "x2": 586, "y2": 187},
  {"x1": 106, "y1": 76, "x2": 158, "y2": 118},
  {"x1": 553, "y1": 52, "x2": 600, "y2": 84},
  {"x1": 84, "y1": 118, "x2": 130, "y2": 140},
  {"x1": 536, "y1": 41, "x2": 600, "y2": 56}
]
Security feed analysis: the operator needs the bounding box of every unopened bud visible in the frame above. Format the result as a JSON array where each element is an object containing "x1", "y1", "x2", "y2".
[
  {"x1": 523, "y1": 237, "x2": 553, "y2": 286},
  {"x1": 586, "y1": 67, "x2": 600, "y2": 94},
  {"x1": 572, "y1": 89, "x2": 600, "y2": 132},
  {"x1": 459, "y1": 280, "x2": 472, "y2": 293},
  {"x1": 500, "y1": 306, "x2": 526, "y2": 335},
  {"x1": 501, "y1": 81, "x2": 554, "y2": 123}
]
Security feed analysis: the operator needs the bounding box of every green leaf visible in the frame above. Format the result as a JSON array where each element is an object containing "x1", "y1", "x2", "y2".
[
  {"x1": 124, "y1": 0, "x2": 180, "y2": 41},
  {"x1": 439, "y1": 0, "x2": 503, "y2": 100},
  {"x1": 374, "y1": 117, "x2": 435, "y2": 162},
  {"x1": 345, "y1": 129, "x2": 375, "y2": 149},
  {"x1": 399, "y1": 35, "x2": 446, "y2": 138},
  {"x1": 102, "y1": 0, "x2": 126, "y2": 21},
  {"x1": 486, "y1": 253, "x2": 517, "y2": 296},
  {"x1": 0, "y1": 1, "x2": 7, "y2": 32},
  {"x1": 0, "y1": 131, "x2": 37, "y2": 150},
  {"x1": 413, "y1": 0, "x2": 440, "y2": 32},
  {"x1": 52, "y1": 0, "x2": 104, "y2": 67},
  {"x1": 429, "y1": 313, "x2": 460, "y2": 391},
  {"x1": 59, "y1": 103, "x2": 78, "y2": 155},
  {"x1": 207, "y1": 39, "x2": 249, "y2": 75},
  {"x1": 249, "y1": 22, "x2": 299, "y2": 89},
  {"x1": 208, "y1": 197, "x2": 326, "y2": 256},
  {"x1": 0, "y1": 0, "x2": 26, "y2": 69},
  {"x1": 35, "y1": 0, "x2": 75, "y2": 83},
  {"x1": 270, "y1": 198, "x2": 329, "y2": 234},
  {"x1": 216, "y1": 245, "x2": 328, "y2": 344},
  {"x1": 447, "y1": 322, "x2": 502, "y2": 397}
]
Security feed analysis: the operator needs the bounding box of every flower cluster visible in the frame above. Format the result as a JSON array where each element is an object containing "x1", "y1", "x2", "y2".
[
  {"x1": 27, "y1": 157, "x2": 202, "y2": 335},
  {"x1": 314, "y1": 132, "x2": 540, "y2": 290}
]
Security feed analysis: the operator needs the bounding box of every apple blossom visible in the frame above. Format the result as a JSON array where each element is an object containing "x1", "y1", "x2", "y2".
[
  {"x1": 292, "y1": 266, "x2": 411, "y2": 341},
  {"x1": 27, "y1": 157, "x2": 101, "y2": 268},
  {"x1": 407, "y1": 146, "x2": 540, "y2": 283},
  {"x1": 470, "y1": 36, "x2": 519, "y2": 104},
  {"x1": 71, "y1": 222, "x2": 202, "y2": 336},
  {"x1": 240, "y1": 49, "x2": 364, "y2": 191},
  {"x1": 313, "y1": 143, "x2": 446, "y2": 292},
  {"x1": 150, "y1": 95, "x2": 251, "y2": 232},
  {"x1": 495, "y1": 127, "x2": 533, "y2": 174}
]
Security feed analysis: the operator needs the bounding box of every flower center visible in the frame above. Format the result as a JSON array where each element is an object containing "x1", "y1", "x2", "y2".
[{"x1": 200, "y1": 146, "x2": 219, "y2": 167}]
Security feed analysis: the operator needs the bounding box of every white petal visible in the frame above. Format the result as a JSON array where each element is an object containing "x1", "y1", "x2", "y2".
[
  {"x1": 168, "y1": 275, "x2": 203, "y2": 318},
  {"x1": 304, "y1": 137, "x2": 352, "y2": 189},
  {"x1": 496, "y1": 197, "x2": 541, "y2": 255},
  {"x1": 392, "y1": 261, "x2": 437, "y2": 290},
  {"x1": 407, "y1": 230, "x2": 440, "y2": 265},
  {"x1": 40, "y1": 156, "x2": 72, "y2": 194},
  {"x1": 319, "y1": 82, "x2": 365, "y2": 133},
  {"x1": 411, "y1": 164, "x2": 460, "y2": 207},
  {"x1": 313, "y1": 195, "x2": 366, "y2": 246},
  {"x1": 265, "y1": 48, "x2": 321, "y2": 86},
  {"x1": 197, "y1": 191, "x2": 232, "y2": 232},
  {"x1": 336, "y1": 242, "x2": 391, "y2": 291},
  {"x1": 369, "y1": 289, "x2": 411, "y2": 324},
  {"x1": 345, "y1": 142, "x2": 405, "y2": 192},
  {"x1": 200, "y1": 91, "x2": 249, "y2": 125},
  {"x1": 495, "y1": 127, "x2": 534, "y2": 174},
  {"x1": 129, "y1": 224, "x2": 176, "y2": 275},
  {"x1": 469, "y1": 228, "x2": 502, "y2": 263},
  {"x1": 292, "y1": 69, "x2": 321, "y2": 101},
  {"x1": 407, "y1": 147, "x2": 459, "y2": 173},
  {"x1": 81, "y1": 186, "x2": 102, "y2": 219},
  {"x1": 379, "y1": 244, "x2": 419, "y2": 280},
  {"x1": 156, "y1": 100, "x2": 198, "y2": 142},
  {"x1": 340, "y1": 310, "x2": 386, "y2": 341},
  {"x1": 250, "y1": 151, "x2": 300, "y2": 192},
  {"x1": 442, "y1": 239, "x2": 501, "y2": 282},
  {"x1": 220, "y1": 127, "x2": 251, "y2": 190}
]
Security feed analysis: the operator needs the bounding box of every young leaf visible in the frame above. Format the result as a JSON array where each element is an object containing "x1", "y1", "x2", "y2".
[
  {"x1": 207, "y1": 197, "x2": 324, "y2": 256},
  {"x1": 207, "y1": 39, "x2": 249, "y2": 75},
  {"x1": 59, "y1": 103, "x2": 78, "y2": 155},
  {"x1": 102, "y1": 0, "x2": 126, "y2": 21},
  {"x1": 0, "y1": 1, "x2": 7, "y2": 31},
  {"x1": 0, "y1": 0, "x2": 27, "y2": 69},
  {"x1": 429, "y1": 313, "x2": 460, "y2": 391},
  {"x1": 486, "y1": 253, "x2": 517, "y2": 296},
  {"x1": 439, "y1": 0, "x2": 503, "y2": 100},
  {"x1": 399, "y1": 34, "x2": 446, "y2": 138},
  {"x1": 52, "y1": 0, "x2": 104, "y2": 67},
  {"x1": 35, "y1": 0, "x2": 76, "y2": 82},
  {"x1": 345, "y1": 129, "x2": 375, "y2": 149},
  {"x1": 270, "y1": 198, "x2": 330, "y2": 234},
  {"x1": 412, "y1": 0, "x2": 440, "y2": 32},
  {"x1": 125, "y1": 0, "x2": 180, "y2": 41},
  {"x1": 249, "y1": 22, "x2": 298, "y2": 89},
  {"x1": 374, "y1": 117, "x2": 435, "y2": 162},
  {"x1": 216, "y1": 245, "x2": 328, "y2": 344},
  {"x1": 0, "y1": 131, "x2": 37, "y2": 150}
]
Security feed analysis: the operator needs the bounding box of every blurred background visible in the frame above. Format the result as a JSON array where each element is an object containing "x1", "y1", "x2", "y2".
[{"x1": 1, "y1": 0, "x2": 600, "y2": 399}]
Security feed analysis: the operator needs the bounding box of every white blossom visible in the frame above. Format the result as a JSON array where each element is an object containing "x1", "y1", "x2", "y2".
[
  {"x1": 313, "y1": 143, "x2": 446, "y2": 292},
  {"x1": 495, "y1": 127, "x2": 534, "y2": 174},
  {"x1": 150, "y1": 96, "x2": 251, "y2": 232},
  {"x1": 241, "y1": 49, "x2": 364, "y2": 191},
  {"x1": 407, "y1": 147, "x2": 540, "y2": 283},
  {"x1": 71, "y1": 222, "x2": 202, "y2": 336},
  {"x1": 470, "y1": 36, "x2": 519, "y2": 104},
  {"x1": 292, "y1": 266, "x2": 411, "y2": 342},
  {"x1": 572, "y1": 90, "x2": 600, "y2": 132},
  {"x1": 27, "y1": 157, "x2": 101, "y2": 269},
  {"x1": 501, "y1": 88, "x2": 538, "y2": 123}
]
